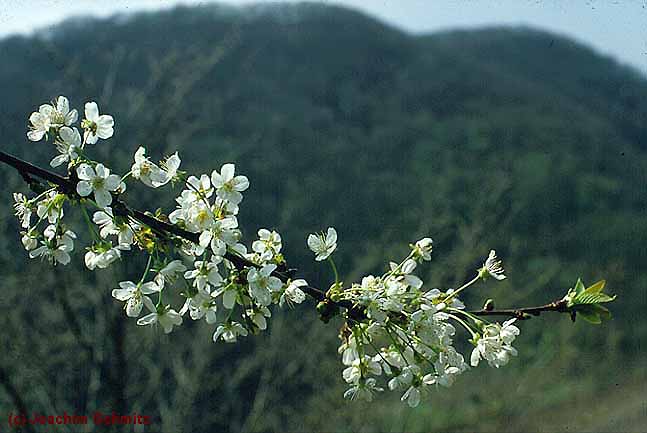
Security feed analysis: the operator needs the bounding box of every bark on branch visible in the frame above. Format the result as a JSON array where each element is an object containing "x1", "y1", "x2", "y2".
[{"x1": 468, "y1": 299, "x2": 570, "y2": 320}]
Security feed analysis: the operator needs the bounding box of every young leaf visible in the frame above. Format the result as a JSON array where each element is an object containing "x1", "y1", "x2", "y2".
[
  {"x1": 583, "y1": 279, "x2": 606, "y2": 295},
  {"x1": 572, "y1": 303, "x2": 611, "y2": 324},
  {"x1": 575, "y1": 305, "x2": 602, "y2": 324},
  {"x1": 573, "y1": 292, "x2": 616, "y2": 305},
  {"x1": 574, "y1": 278, "x2": 586, "y2": 295}
]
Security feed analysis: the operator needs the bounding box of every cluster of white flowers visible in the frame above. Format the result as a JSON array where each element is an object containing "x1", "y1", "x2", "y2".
[
  {"x1": 18, "y1": 97, "x2": 119, "y2": 267},
  {"x1": 18, "y1": 95, "x2": 319, "y2": 341},
  {"x1": 12, "y1": 94, "x2": 525, "y2": 408},
  {"x1": 470, "y1": 319, "x2": 520, "y2": 368},
  {"x1": 331, "y1": 241, "x2": 519, "y2": 407}
]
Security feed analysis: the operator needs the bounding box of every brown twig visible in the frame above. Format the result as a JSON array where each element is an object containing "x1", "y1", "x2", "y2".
[{"x1": 468, "y1": 299, "x2": 569, "y2": 320}]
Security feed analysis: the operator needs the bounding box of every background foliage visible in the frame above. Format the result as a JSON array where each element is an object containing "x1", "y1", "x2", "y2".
[{"x1": 0, "y1": 3, "x2": 645, "y2": 432}]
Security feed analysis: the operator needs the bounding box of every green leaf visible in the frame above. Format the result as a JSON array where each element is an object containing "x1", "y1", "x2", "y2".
[
  {"x1": 571, "y1": 303, "x2": 612, "y2": 325},
  {"x1": 564, "y1": 278, "x2": 616, "y2": 309},
  {"x1": 573, "y1": 292, "x2": 616, "y2": 305},
  {"x1": 583, "y1": 280, "x2": 606, "y2": 295},
  {"x1": 573, "y1": 278, "x2": 586, "y2": 296},
  {"x1": 576, "y1": 306, "x2": 602, "y2": 324},
  {"x1": 565, "y1": 278, "x2": 616, "y2": 324},
  {"x1": 596, "y1": 304, "x2": 612, "y2": 322}
]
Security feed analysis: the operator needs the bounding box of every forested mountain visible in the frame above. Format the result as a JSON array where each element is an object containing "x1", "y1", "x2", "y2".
[{"x1": 0, "y1": 3, "x2": 645, "y2": 431}]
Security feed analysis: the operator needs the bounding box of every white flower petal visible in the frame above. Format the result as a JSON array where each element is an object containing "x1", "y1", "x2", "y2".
[
  {"x1": 85, "y1": 102, "x2": 99, "y2": 121},
  {"x1": 94, "y1": 189, "x2": 112, "y2": 208},
  {"x1": 104, "y1": 174, "x2": 121, "y2": 191},
  {"x1": 140, "y1": 281, "x2": 162, "y2": 295},
  {"x1": 76, "y1": 181, "x2": 92, "y2": 197},
  {"x1": 76, "y1": 164, "x2": 95, "y2": 181},
  {"x1": 137, "y1": 312, "x2": 157, "y2": 326},
  {"x1": 221, "y1": 163, "x2": 235, "y2": 181}
]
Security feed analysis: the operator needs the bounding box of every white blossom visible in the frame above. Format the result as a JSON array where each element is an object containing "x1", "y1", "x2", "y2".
[
  {"x1": 213, "y1": 321, "x2": 248, "y2": 343},
  {"x1": 27, "y1": 104, "x2": 52, "y2": 141},
  {"x1": 36, "y1": 191, "x2": 64, "y2": 224},
  {"x1": 51, "y1": 126, "x2": 81, "y2": 168},
  {"x1": 168, "y1": 177, "x2": 215, "y2": 232},
  {"x1": 27, "y1": 96, "x2": 77, "y2": 141},
  {"x1": 76, "y1": 163, "x2": 121, "y2": 208},
  {"x1": 13, "y1": 91, "x2": 548, "y2": 408},
  {"x1": 247, "y1": 306, "x2": 271, "y2": 330},
  {"x1": 187, "y1": 174, "x2": 213, "y2": 200},
  {"x1": 92, "y1": 207, "x2": 135, "y2": 248},
  {"x1": 401, "y1": 384, "x2": 422, "y2": 408},
  {"x1": 13, "y1": 193, "x2": 32, "y2": 229},
  {"x1": 280, "y1": 279, "x2": 307, "y2": 307},
  {"x1": 131, "y1": 146, "x2": 168, "y2": 188},
  {"x1": 479, "y1": 249, "x2": 507, "y2": 281},
  {"x1": 470, "y1": 319, "x2": 520, "y2": 368},
  {"x1": 215, "y1": 196, "x2": 239, "y2": 216},
  {"x1": 49, "y1": 96, "x2": 78, "y2": 128},
  {"x1": 85, "y1": 243, "x2": 121, "y2": 270},
  {"x1": 160, "y1": 152, "x2": 181, "y2": 185},
  {"x1": 212, "y1": 283, "x2": 239, "y2": 310},
  {"x1": 82, "y1": 102, "x2": 114, "y2": 144},
  {"x1": 247, "y1": 264, "x2": 282, "y2": 306},
  {"x1": 184, "y1": 256, "x2": 223, "y2": 292},
  {"x1": 499, "y1": 318, "x2": 521, "y2": 344},
  {"x1": 29, "y1": 226, "x2": 76, "y2": 265},
  {"x1": 180, "y1": 290, "x2": 218, "y2": 323},
  {"x1": 112, "y1": 280, "x2": 160, "y2": 317},
  {"x1": 252, "y1": 228, "x2": 282, "y2": 262},
  {"x1": 412, "y1": 237, "x2": 433, "y2": 261},
  {"x1": 154, "y1": 260, "x2": 187, "y2": 288},
  {"x1": 425, "y1": 348, "x2": 468, "y2": 388},
  {"x1": 199, "y1": 216, "x2": 240, "y2": 255},
  {"x1": 307, "y1": 227, "x2": 337, "y2": 261},
  {"x1": 186, "y1": 202, "x2": 216, "y2": 233},
  {"x1": 211, "y1": 163, "x2": 249, "y2": 205},
  {"x1": 21, "y1": 230, "x2": 38, "y2": 251},
  {"x1": 387, "y1": 364, "x2": 418, "y2": 391},
  {"x1": 137, "y1": 304, "x2": 183, "y2": 334},
  {"x1": 343, "y1": 378, "x2": 383, "y2": 402}
]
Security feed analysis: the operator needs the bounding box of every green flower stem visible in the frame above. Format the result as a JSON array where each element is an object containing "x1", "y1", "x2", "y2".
[
  {"x1": 358, "y1": 325, "x2": 393, "y2": 368},
  {"x1": 447, "y1": 313, "x2": 478, "y2": 339},
  {"x1": 328, "y1": 256, "x2": 340, "y2": 285},
  {"x1": 383, "y1": 325, "x2": 411, "y2": 367},
  {"x1": 80, "y1": 204, "x2": 100, "y2": 241},
  {"x1": 120, "y1": 170, "x2": 133, "y2": 183},
  {"x1": 444, "y1": 275, "x2": 480, "y2": 303},
  {"x1": 391, "y1": 322, "x2": 440, "y2": 356},
  {"x1": 140, "y1": 255, "x2": 153, "y2": 285},
  {"x1": 447, "y1": 307, "x2": 489, "y2": 326},
  {"x1": 387, "y1": 323, "x2": 436, "y2": 369},
  {"x1": 225, "y1": 302, "x2": 236, "y2": 323},
  {"x1": 30, "y1": 187, "x2": 56, "y2": 203},
  {"x1": 384, "y1": 251, "x2": 415, "y2": 278}
]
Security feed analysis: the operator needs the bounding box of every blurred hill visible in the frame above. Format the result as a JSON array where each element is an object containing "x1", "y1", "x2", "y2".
[{"x1": 0, "y1": 3, "x2": 645, "y2": 432}]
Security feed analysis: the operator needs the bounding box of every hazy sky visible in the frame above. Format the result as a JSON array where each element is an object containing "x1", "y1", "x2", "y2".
[{"x1": 1, "y1": 0, "x2": 646, "y2": 74}]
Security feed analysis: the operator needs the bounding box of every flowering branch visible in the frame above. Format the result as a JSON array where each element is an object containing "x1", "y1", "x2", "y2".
[
  {"x1": 1, "y1": 95, "x2": 617, "y2": 408},
  {"x1": 0, "y1": 150, "x2": 602, "y2": 321},
  {"x1": 0, "y1": 149, "x2": 330, "y2": 303}
]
